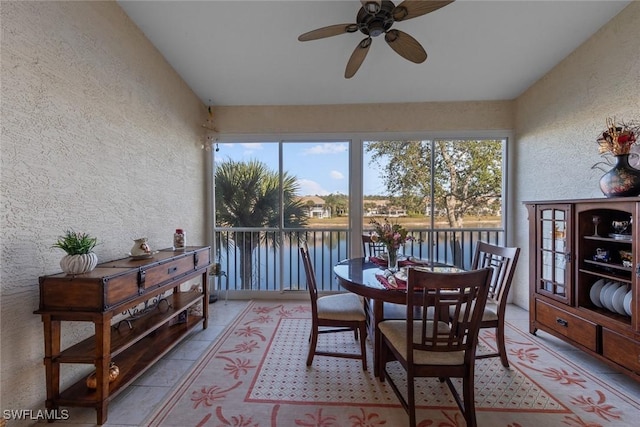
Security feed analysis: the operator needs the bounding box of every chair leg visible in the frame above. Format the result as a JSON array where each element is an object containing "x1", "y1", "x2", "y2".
[
  {"x1": 407, "y1": 371, "x2": 416, "y2": 427},
  {"x1": 306, "y1": 326, "x2": 318, "y2": 367},
  {"x1": 496, "y1": 324, "x2": 509, "y2": 368},
  {"x1": 378, "y1": 335, "x2": 386, "y2": 381},
  {"x1": 462, "y1": 376, "x2": 477, "y2": 427},
  {"x1": 359, "y1": 323, "x2": 367, "y2": 370}
]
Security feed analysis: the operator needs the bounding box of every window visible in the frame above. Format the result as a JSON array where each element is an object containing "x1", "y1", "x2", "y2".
[
  {"x1": 211, "y1": 134, "x2": 508, "y2": 293},
  {"x1": 213, "y1": 139, "x2": 350, "y2": 292},
  {"x1": 363, "y1": 138, "x2": 505, "y2": 267}
]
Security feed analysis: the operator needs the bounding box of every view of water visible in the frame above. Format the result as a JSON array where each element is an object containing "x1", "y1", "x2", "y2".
[{"x1": 216, "y1": 227, "x2": 503, "y2": 292}]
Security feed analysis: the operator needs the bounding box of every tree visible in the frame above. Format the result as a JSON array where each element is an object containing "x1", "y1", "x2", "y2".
[
  {"x1": 305, "y1": 199, "x2": 315, "y2": 216},
  {"x1": 366, "y1": 139, "x2": 502, "y2": 264},
  {"x1": 214, "y1": 159, "x2": 308, "y2": 289},
  {"x1": 322, "y1": 193, "x2": 349, "y2": 217}
]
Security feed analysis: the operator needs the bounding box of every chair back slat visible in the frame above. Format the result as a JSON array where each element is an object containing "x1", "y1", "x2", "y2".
[
  {"x1": 300, "y1": 243, "x2": 318, "y2": 307},
  {"x1": 406, "y1": 268, "x2": 492, "y2": 359},
  {"x1": 471, "y1": 242, "x2": 520, "y2": 304},
  {"x1": 362, "y1": 234, "x2": 386, "y2": 257}
]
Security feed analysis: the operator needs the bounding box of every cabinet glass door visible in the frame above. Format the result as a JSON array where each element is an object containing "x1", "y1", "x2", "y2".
[{"x1": 537, "y1": 205, "x2": 571, "y2": 303}]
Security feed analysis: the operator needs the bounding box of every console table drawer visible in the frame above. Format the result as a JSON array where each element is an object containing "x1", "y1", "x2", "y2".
[
  {"x1": 38, "y1": 267, "x2": 137, "y2": 311},
  {"x1": 141, "y1": 255, "x2": 196, "y2": 289},
  {"x1": 603, "y1": 329, "x2": 640, "y2": 373},
  {"x1": 536, "y1": 300, "x2": 597, "y2": 351}
]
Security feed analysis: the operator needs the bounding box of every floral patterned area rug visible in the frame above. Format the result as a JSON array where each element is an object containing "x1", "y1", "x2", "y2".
[{"x1": 145, "y1": 301, "x2": 640, "y2": 426}]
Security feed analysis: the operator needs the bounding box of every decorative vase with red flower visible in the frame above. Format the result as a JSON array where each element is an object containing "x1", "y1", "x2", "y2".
[
  {"x1": 369, "y1": 218, "x2": 412, "y2": 273},
  {"x1": 596, "y1": 118, "x2": 640, "y2": 197},
  {"x1": 386, "y1": 247, "x2": 399, "y2": 272},
  {"x1": 599, "y1": 154, "x2": 640, "y2": 197}
]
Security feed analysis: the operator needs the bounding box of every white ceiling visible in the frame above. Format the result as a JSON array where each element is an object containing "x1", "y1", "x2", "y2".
[{"x1": 118, "y1": 0, "x2": 631, "y2": 106}]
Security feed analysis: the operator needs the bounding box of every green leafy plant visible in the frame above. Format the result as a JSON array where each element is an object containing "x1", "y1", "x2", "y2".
[{"x1": 52, "y1": 230, "x2": 98, "y2": 255}]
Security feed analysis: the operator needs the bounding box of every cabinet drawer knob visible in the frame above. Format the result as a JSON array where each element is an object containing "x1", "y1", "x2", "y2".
[
  {"x1": 556, "y1": 317, "x2": 568, "y2": 327},
  {"x1": 168, "y1": 266, "x2": 178, "y2": 274}
]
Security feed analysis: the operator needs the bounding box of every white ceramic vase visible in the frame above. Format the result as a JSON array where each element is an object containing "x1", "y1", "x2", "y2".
[{"x1": 60, "y1": 253, "x2": 98, "y2": 275}]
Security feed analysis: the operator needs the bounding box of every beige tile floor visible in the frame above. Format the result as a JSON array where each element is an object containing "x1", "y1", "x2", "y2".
[{"x1": 40, "y1": 301, "x2": 640, "y2": 426}]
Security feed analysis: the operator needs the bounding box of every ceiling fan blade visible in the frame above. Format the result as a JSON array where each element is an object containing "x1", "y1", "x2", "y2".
[
  {"x1": 345, "y1": 38, "x2": 372, "y2": 79},
  {"x1": 385, "y1": 29, "x2": 427, "y2": 63},
  {"x1": 392, "y1": 0, "x2": 454, "y2": 22},
  {"x1": 298, "y1": 23, "x2": 358, "y2": 42}
]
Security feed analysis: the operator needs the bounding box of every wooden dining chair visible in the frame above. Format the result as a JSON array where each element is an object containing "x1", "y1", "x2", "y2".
[
  {"x1": 468, "y1": 241, "x2": 520, "y2": 367},
  {"x1": 362, "y1": 233, "x2": 385, "y2": 257},
  {"x1": 378, "y1": 267, "x2": 492, "y2": 427},
  {"x1": 300, "y1": 242, "x2": 368, "y2": 370}
]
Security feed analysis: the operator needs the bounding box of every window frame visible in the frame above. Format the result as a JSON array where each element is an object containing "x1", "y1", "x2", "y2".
[{"x1": 208, "y1": 130, "x2": 512, "y2": 292}]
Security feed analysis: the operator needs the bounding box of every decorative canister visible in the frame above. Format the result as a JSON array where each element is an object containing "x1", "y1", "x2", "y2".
[
  {"x1": 174, "y1": 229, "x2": 186, "y2": 250},
  {"x1": 131, "y1": 237, "x2": 151, "y2": 256},
  {"x1": 85, "y1": 362, "x2": 120, "y2": 389}
]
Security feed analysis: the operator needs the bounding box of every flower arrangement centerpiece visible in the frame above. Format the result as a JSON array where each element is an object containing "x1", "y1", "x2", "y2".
[
  {"x1": 595, "y1": 117, "x2": 640, "y2": 198},
  {"x1": 597, "y1": 117, "x2": 639, "y2": 156},
  {"x1": 369, "y1": 218, "x2": 412, "y2": 271}
]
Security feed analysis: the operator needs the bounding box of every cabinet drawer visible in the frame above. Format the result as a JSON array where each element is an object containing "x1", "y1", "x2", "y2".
[
  {"x1": 141, "y1": 247, "x2": 210, "y2": 289},
  {"x1": 602, "y1": 329, "x2": 640, "y2": 373},
  {"x1": 142, "y1": 255, "x2": 195, "y2": 289},
  {"x1": 536, "y1": 300, "x2": 597, "y2": 351},
  {"x1": 38, "y1": 267, "x2": 137, "y2": 311}
]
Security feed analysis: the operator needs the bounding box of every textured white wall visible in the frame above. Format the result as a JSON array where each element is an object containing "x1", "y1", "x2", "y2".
[
  {"x1": 1, "y1": 1, "x2": 207, "y2": 418},
  {"x1": 510, "y1": 2, "x2": 640, "y2": 308},
  {"x1": 213, "y1": 100, "x2": 514, "y2": 134}
]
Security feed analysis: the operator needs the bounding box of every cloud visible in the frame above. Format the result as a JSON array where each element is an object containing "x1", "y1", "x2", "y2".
[
  {"x1": 304, "y1": 143, "x2": 348, "y2": 155},
  {"x1": 330, "y1": 170, "x2": 344, "y2": 180},
  {"x1": 221, "y1": 142, "x2": 263, "y2": 156},
  {"x1": 298, "y1": 179, "x2": 329, "y2": 196}
]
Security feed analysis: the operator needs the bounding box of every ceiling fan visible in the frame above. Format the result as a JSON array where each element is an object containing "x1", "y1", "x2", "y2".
[{"x1": 298, "y1": 1, "x2": 455, "y2": 78}]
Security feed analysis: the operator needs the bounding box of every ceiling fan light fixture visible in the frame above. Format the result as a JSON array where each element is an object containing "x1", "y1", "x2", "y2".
[
  {"x1": 368, "y1": 21, "x2": 385, "y2": 37},
  {"x1": 362, "y1": 0, "x2": 382, "y2": 15}
]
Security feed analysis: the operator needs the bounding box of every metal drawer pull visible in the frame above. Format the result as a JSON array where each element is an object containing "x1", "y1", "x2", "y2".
[
  {"x1": 168, "y1": 266, "x2": 178, "y2": 274},
  {"x1": 556, "y1": 317, "x2": 568, "y2": 327}
]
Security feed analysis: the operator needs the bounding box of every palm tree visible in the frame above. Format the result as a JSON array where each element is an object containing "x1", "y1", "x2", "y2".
[{"x1": 214, "y1": 159, "x2": 308, "y2": 289}]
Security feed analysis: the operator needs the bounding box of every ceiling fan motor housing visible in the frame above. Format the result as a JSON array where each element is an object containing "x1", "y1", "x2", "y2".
[{"x1": 357, "y1": 0, "x2": 395, "y2": 37}]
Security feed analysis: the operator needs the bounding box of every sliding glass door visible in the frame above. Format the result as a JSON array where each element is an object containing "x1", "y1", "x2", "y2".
[
  {"x1": 212, "y1": 135, "x2": 507, "y2": 294},
  {"x1": 212, "y1": 139, "x2": 350, "y2": 293},
  {"x1": 363, "y1": 138, "x2": 505, "y2": 268}
]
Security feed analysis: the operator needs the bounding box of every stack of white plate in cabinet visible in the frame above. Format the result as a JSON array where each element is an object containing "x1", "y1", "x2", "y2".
[
  {"x1": 623, "y1": 289, "x2": 632, "y2": 316},
  {"x1": 591, "y1": 279, "x2": 632, "y2": 316},
  {"x1": 590, "y1": 279, "x2": 606, "y2": 307}
]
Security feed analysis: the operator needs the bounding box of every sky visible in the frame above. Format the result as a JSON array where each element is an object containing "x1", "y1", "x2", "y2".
[{"x1": 214, "y1": 141, "x2": 389, "y2": 196}]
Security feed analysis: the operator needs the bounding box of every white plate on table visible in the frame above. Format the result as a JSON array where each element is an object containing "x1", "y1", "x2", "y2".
[
  {"x1": 127, "y1": 251, "x2": 159, "y2": 260},
  {"x1": 407, "y1": 256, "x2": 430, "y2": 265},
  {"x1": 378, "y1": 253, "x2": 407, "y2": 262},
  {"x1": 394, "y1": 271, "x2": 408, "y2": 281},
  {"x1": 589, "y1": 279, "x2": 606, "y2": 307},
  {"x1": 611, "y1": 285, "x2": 629, "y2": 315}
]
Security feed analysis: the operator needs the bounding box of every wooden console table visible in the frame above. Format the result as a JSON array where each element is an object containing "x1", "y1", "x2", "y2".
[{"x1": 34, "y1": 246, "x2": 211, "y2": 424}]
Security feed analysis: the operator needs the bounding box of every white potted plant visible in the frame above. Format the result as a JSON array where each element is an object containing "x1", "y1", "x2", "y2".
[{"x1": 52, "y1": 230, "x2": 99, "y2": 274}]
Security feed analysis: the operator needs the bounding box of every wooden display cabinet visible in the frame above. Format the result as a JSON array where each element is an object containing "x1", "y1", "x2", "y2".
[
  {"x1": 34, "y1": 246, "x2": 211, "y2": 424},
  {"x1": 526, "y1": 199, "x2": 639, "y2": 381}
]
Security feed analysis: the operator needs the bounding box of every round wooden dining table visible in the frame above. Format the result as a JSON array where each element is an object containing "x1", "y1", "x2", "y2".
[{"x1": 333, "y1": 257, "x2": 462, "y2": 377}]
